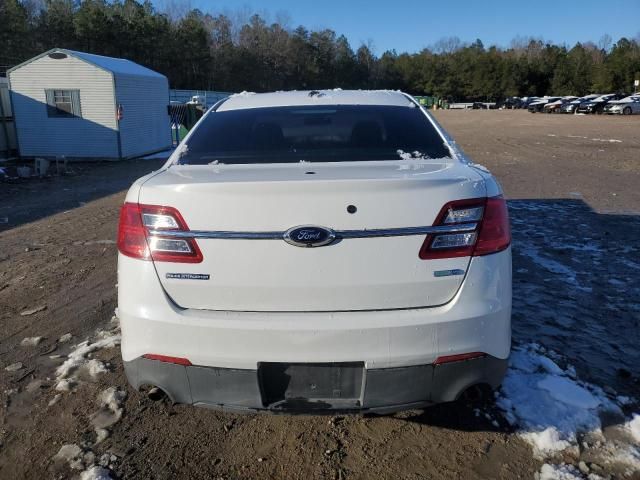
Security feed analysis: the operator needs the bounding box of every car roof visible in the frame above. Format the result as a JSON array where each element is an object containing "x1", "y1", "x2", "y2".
[{"x1": 217, "y1": 90, "x2": 416, "y2": 111}]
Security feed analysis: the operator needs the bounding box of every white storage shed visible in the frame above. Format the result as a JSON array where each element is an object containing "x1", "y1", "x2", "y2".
[{"x1": 8, "y1": 48, "x2": 171, "y2": 159}]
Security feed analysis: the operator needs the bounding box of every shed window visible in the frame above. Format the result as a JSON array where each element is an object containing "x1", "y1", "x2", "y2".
[{"x1": 45, "y1": 89, "x2": 81, "y2": 118}]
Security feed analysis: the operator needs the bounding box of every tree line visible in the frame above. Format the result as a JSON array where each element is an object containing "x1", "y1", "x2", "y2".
[{"x1": 2, "y1": 0, "x2": 639, "y2": 100}]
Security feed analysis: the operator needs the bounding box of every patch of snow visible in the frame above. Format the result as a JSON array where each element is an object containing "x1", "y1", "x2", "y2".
[
  {"x1": 617, "y1": 395, "x2": 635, "y2": 406},
  {"x1": 55, "y1": 379, "x2": 74, "y2": 392},
  {"x1": 90, "y1": 387, "x2": 127, "y2": 430},
  {"x1": 230, "y1": 90, "x2": 255, "y2": 98},
  {"x1": 55, "y1": 328, "x2": 120, "y2": 391},
  {"x1": 538, "y1": 463, "x2": 582, "y2": 480},
  {"x1": 94, "y1": 428, "x2": 109, "y2": 445},
  {"x1": 20, "y1": 305, "x2": 46, "y2": 316},
  {"x1": 58, "y1": 333, "x2": 73, "y2": 343},
  {"x1": 396, "y1": 149, "x2": 430, "y2": 160},
  {"x1": 497, "y1": 345, "x2": 618, "y2": 458},
  {"x1": 53, "y1": 435, "x2": 116, "y2": 478},
  {"x1": 396, "y1": 149, "x2": 413, "y2": 160},
  {"x1": 519, "y1": 246, "x2": 579, "y2": 286},
  {"x1": 497, "y1": 344, "x2": 640, "y2": 475},
  {"x1": 48, "y1": 393, "x2": 62, "y2": 406},
  {"x1": 625, "y1": 415, "x2": 640, "y2": 443},
  {"x1": 98, "y1": 387, "x2": 126, "y2": 414},
  {"x1": 86, "y1": 359, "x2": 108, "y2": 379},
  {"x1": 26, "y1": 379, "x2": 43, "y2": 393},
  {"x1": 54, "y1": 443, "x2": 85, "y2": 470},
  {"x1": 523, "y1": 427, "x2": 572, "y2": 456},
  {"x1": 5, "y1": 362, "x2": 23, "y2": 372},
  {"x1": 20, "y1": 336, "x2": 43, "y2": 347},
  {"x1": 80, "y1": 466, "x2": 112, "y2": 480},
  {"x1": 537, "y1": 376, "x2": 600, "y2": 409}
]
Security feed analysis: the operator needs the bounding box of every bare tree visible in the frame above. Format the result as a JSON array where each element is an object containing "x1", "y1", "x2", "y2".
[
  {"x1": 432, "y1": 36, "x2": 463, "y2": 54},
  {"x1": 598, "y1": 33, "x2": 613, "y2": 53},
  {"x1": 158, "y1": 0, "x2": 192, "y2": 21},
  {"x1": 274, "y1": 9, "x2": 292, "y2": 31}
]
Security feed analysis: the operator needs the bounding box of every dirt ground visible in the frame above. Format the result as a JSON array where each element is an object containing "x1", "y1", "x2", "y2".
[
  {"x1": 435, "y1": 109, "x2": 640, "y2": 213},
  {"x1": 0, "y1": 111, "x2": 638, "y2": 479}
]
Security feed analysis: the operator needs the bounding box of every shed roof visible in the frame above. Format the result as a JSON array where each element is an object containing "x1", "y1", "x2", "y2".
[{"x1": 8, "y1": 48, "x2": 166, "y2": 79}]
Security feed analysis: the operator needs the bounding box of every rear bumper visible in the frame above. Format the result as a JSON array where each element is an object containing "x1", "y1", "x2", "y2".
[
  {"x1": 118, "y1": 248, "x2": 511, "y2": 411},
  {"x1": 124, "y1": 355, "x2": 508, "y2": 413}
]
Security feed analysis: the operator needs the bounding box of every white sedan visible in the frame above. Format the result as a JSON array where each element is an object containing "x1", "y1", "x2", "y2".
[
  {"x1": 117, "y1": 90, "x2": 512, "y2": 413},
  {"x1": 604, "y1": 95, "x2": 640, "y2": 115}
]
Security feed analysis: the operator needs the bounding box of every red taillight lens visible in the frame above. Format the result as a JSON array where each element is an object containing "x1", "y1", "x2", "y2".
[
  {"x1": 117, "y1": 202, "x2": 203, "y2": 263},
  {"x1": 473, "y1": 196, "x2": 511, "y2": 256},
  {"x1": 117, "y1": 203, "x2": 149, "y2": 260},
  {"x1": 419, "y1": 196, "x2": 510, "y2": 260}
]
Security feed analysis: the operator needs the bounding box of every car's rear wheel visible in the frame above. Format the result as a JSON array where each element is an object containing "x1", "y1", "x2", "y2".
[{"x1": 623, "y1": 106, "x2": 632, "y2": 115}]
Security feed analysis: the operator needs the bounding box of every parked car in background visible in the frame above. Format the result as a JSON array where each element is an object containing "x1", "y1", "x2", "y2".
[
  {"x1": 576, "y1": 94, "x2": 626, "y2": 114},
  {"x1": 603, "y1": 95, "x2": 640, "y2": 115},
  {"x1": 560, "y1": 94, "x2": 600, "y2": 114},
  {"x1": 520, "y1": 97, "x2": 539, "y2": 109},
  {"x1": 500, "y1": 97, "x2": 523, "y2": 109},
  {"x1": 528, "y1": 96, "x2": 561, "y2": 113},
  {"x1": 543, "y1": 96, "x2": 578, "y2": 113},
  {"x1": 117, "y1": 90, "x2": 512, "y2": 413}
]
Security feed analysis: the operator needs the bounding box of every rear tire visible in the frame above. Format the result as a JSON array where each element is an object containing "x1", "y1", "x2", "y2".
[{"x1": 623, "y1": 106, "x2": 632, "y2": 115}]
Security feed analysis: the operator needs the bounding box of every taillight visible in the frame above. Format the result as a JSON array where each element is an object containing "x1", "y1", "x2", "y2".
[
  {"x1": 117, "y1": 203, "x2": 203, "y2": 263},
  {"x1": 117, "y1": 202, "x2": 149, "y2": 260},
  {"x1": 474, "y1": 196, "x2": 511, "y2": 256},
  {"x1": 419, "y1": 196, "x2": 510, "y2": 259}
]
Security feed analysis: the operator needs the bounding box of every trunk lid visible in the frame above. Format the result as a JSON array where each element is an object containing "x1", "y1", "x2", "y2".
[{"x1": 139, "y1": 160, "x2": 485, "y2": 311}]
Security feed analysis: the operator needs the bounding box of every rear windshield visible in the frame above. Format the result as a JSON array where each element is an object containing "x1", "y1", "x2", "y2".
[{"x1": 177, "y1": 105, "x2": 450, "y2": 165}]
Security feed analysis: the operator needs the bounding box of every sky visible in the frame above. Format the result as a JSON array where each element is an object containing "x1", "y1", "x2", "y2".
[{"x1": 182, "y1": 0, "x2": 640, "y2": 54}]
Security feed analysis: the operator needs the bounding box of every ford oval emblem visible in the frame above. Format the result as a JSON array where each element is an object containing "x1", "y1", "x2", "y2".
[{"x1": 283, "y1": 225, "x2": 336, "y2": 248}]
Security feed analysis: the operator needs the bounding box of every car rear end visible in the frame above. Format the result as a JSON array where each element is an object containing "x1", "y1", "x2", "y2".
[
  {"x1": 117, "y1": 91, "x2": 511, "y2": 413},
  {"x1": 576, "y1": 101, "x2": 594, "y2": 114}
]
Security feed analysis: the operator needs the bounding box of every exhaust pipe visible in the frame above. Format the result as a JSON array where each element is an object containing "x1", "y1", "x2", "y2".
[
  {"x1": 147, "y1": 386, "x2": 167, "y2": 402},
  {"x1": 459, "y1": 384, "x2": 489, "y2": 403}
]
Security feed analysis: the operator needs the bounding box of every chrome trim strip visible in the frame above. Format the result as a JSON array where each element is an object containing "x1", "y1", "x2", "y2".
[
  {"x1": 337, "y1": 223, "x2": 476, "y2": 238},
  {"x1": 148, "y1": 230, "x2": 284, "y2": 239},
  {"x1": 148, "y1": 222, "x2": 477, "y2": 240}
]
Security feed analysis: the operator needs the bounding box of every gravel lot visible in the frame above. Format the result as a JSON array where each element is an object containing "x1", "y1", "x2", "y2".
[{"x1": 1, "y1": 111, "x2": 638, "y2": 479}]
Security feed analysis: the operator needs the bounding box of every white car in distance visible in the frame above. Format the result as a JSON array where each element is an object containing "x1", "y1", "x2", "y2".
[
  {"x1": 604, "y1": 95, "x2": 640, "y2": 115},
  {"x1": 117, "y1": 90, "x2": 512, "y2": 413}
]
